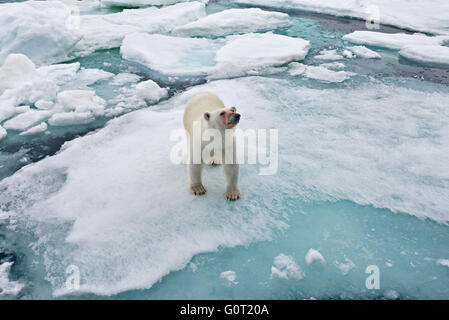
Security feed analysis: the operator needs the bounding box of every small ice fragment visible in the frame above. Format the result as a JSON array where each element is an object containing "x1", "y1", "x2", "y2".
[
  {"x1": 347, "y1": 46, "x2": 381, "y2": 59},
  {"x1": 0, "y1": 262, "x2": 24, "y2": 296},
  {"x1": 305, "y1": 249, "x2": 326, "y2": 265},
  {"x1": 136, "y1": 80, "x2": 169, "y2": 104},
  {"x1": 288, "y1": 62, "x2": 306, "y2": 75},
  {"x1": 48, "y1": 112, "x2": 95, "y2": 127},
  {"x1": 19, "y1": 122, "x2": 48, "y2": 136},
  {"x1": 271, "y1": 254, "x2": 304, "y2": 280},
  {"x1": 437, "y1": 259, "x2": 449, "y2": 268},
  {"x1": 220, "y1": 270, "x2": 238, "y2": 285}
]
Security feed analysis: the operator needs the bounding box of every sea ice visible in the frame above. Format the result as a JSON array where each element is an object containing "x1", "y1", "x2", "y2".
[
  {"x1": 314, "y1": 49, "x2": 344, "y2": 61},
  {"x1": 0, "y1": 262, "x2": 24, "y2": 296},
  {"x1": 57, "y1": 90, "x2": 106, "y2": 116},
  {"x1": 2, "y1": 110, "x2": 52, "y2": 131},
  {"x1": 0, "y1": 1, "x2": 81, "y2": 66},
  {"x1": 48, "y1": 111, "x2": 95, "y2": 127},
  {"x1": 347, "y1": 46, "x2": 381, "y2": 59},
  {"x1": 135, "y1": 80, "x2": 169, "y2": 104},
  {"x1": 121, "y1": 32, "x2": 310, "y2": 79},
  {"x1": 233, "y1": 0, "x2": 449, "y2": 34},
  {"x1": 0, "y1": 126, "x2": 6, "y2": 140},
  {"x1": 220, "y1": 271, "x2": 238, "y2": 285},
  {"x1": 172, "y1": 8, "x2": 290, "y2": 37},
  {"x1": 102, "y1": 0, "x2": 203, "y2": 8},
  {"x1": 19, "y1": 122, "x2": 48, "y2": 136},
  {"x1": 343, "y1": 31, "x2": 449, "y2": 50},
  {"x1": 289, "y1": 63, "x2": 354, "y2": 83},
  {"x1": 74, "y1": 1, "x2": 206, "y2": 56},
  {"x1": 437, "y1": 259, "x2": 449, "y2": 268},
  {"x1": 399, "y1": 45, "x2": 449, "y2": 68},
  {"x1": 305, "y1": 249, "x2": 326, "y2": 265},
  {"x1": 271, "y1": 254, "x2": 304, "y2": 280}
]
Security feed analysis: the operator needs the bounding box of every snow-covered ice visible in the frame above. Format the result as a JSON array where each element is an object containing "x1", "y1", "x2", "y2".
[
  {"x1": 0, "y1": 126, "x2": 6, "y2": 140},
  {"x1": 102, "y1": 0, "x2": 202, "y2": 8},
  {"x1": 135, "y1": 80, "x2": 168, "y2": 104},
  {"x1": 220, "y1": 271, "x2": 238, "y2": 285},
  {"x1": 172, "y1": 8, "x2": 290, "y2": 37},
  {"x1": 48, "y1": 111, "x2": 95, "y2": 127},
  {"x1": 74, "y1": 1, "x2": 206, "y2": 56},
  {"x1": 0, "y1": 1, "x2": 81, "y2": 66},
  {"x1": 343, "y1": 31, "x2": 449, "y2": 50},
  {"x1": 347, "y1": 46, "x2": 381, "y2": 59},
  {"x1": 271, "y1": 254, "x2": 304, "y2": 280},
  {"x1": 3, "y1": 110, "x2": 51, "y2": 131},
  {"x1": 0, "y1": 262, "x2": 24, "y2": 296},
  {"x1": 121, "y1": 32, "x2": 310, "y2": 79},
  {"x1": 233, "y1": 0, "x2": 449, "y2": 34},
  {"x1": 19, "y1": 122, "x2": 48, "y2": 136},
  {"x1": 288, "y1": 63, "x2": 354, "y2": 83},
  {"x1": 305, "y1": 249, "x2": 326, "y2": 265},
  {"x1": 314, "y1": 49, "x2": 344, "y2": 61},
  {"x1": 399, "y1": 45, "x2": 449, "y2": 68}
]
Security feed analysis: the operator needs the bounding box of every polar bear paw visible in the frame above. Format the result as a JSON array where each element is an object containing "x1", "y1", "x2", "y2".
[
  {"x1": 190, "y1": 184, "x2": 207, "y2": 195},
  {"x1": 225, "y1": 188, "x2": 241, "y2": 201}
]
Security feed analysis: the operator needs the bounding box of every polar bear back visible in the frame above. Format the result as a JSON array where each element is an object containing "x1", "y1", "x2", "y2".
[{"x1": 183, "y1": 93, "x2": 225, "y2": 134}]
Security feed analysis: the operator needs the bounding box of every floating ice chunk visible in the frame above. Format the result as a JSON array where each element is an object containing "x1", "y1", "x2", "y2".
[
  {"x1": 48, "y1": 112, "x2": 95, "y2": 127},
  {"x1": 336, "y1": 256, "x2": 355, "y2": 275},
  {"x1": 384, "y1": 289, "x2": 399, "y2": 300},
  {"x1": 0, "y1": 1, "x2": 81, "y2": 65},
  {"x1": 288, "y1": 62, "x2": 306, "y2": 75},
  {"x1": 172, "y1": 8, "x2": 290, "y2": 37},
  {"x1": 111, "y1": 73, "x2": 142, "y2": 86},
  {"x1": 347, "y1": 46, "x2": 381, "y2": 59},
  {"x1": 320, "y1": 62, "x2": 345, "y2": 69},
  {"x1": 121, "y1": 32, "x2": 310, "y2": 79},
  {"x1": 102, "y1": 0, "x2": 202, "y2": 8},
  {"x1": 136, "y1": 80, "x2": 169, "y2": 104},
  {"x1": 3, "y1": 110, "x2": 51, "y2": 131},
  {"x1": 305, "y1": 249, "x2": 326, "y2": 265},
  {"x1": 399, "y1": 45, "x2": 449, "y2": 68},
  {"x1": 57, "y1": 90, "x2": 106, "y2": 116},
  {"x1": 75, "y1": 2, "x2": 206, "y2": 55},
  {"x1": 75, "y1": 69, "x2": 115, "y2": 86},
  {"x1": 0, "y1": 54, "x2": 36, "y2": 95},
  {"x1": 437, "y1": 259, "x2": 449, "y2": 268},
  {"x1": 0, "y1": 126, "x2": 6, "y2": 140},
  {"x1": 233, "y1": 0, "x2": 449, "y2": 34},
  {"x1": 271, "y1": 254, "x2": 304, "y2": 280},
  {"x1": 19, "y1": 122, "x2": 48, "y2": 136},
  {"x1": 314, "y1": 49, "x2": 343, "y2": 61},
  {"x1": 35, "y1": 100, "x2": 55, "y2": 110},
  {"x1": 343, "y1": 31, "x2": 449, "y2": 50},
  {"x1": 36, "y1": 63, "x2": 80, "y2": 86},
  {"x1": 341, "y1": 49, "x2": 353, "y2": 59},
  {"x1": 0, "y1": 100, "x2": 17, "y2": 123},
  {"x1": 304, "y1": 65, "x2": 354, "y2": 83},
  {"x1": 0, "y1": 262, "x2": 23, "y2": 296},
  {"x1": 220, "y1": 270, "x2": 238, "y2": 285}
]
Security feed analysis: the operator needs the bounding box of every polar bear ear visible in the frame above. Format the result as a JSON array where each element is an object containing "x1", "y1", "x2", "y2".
[
  {"x1": 204, "y1": 112, "x2": 210, "y2": 121},
  {"x1": 231, "y1": 106, "x2": 236, "y2": 112}
]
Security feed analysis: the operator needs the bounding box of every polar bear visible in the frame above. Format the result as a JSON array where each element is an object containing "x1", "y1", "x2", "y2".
[{"x1": 183, "y1": 93, "x2": 241, "y2": 201}]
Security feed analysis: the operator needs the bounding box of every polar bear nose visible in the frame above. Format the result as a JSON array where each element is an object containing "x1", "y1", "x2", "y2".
[{"x1": 234, "y1": 113, "x2": 241, "y2": 120}]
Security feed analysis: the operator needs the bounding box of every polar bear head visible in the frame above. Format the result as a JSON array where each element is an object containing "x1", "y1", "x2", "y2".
[{"x1": 204, "y1": 106, "x2": 240, "y2": 130}]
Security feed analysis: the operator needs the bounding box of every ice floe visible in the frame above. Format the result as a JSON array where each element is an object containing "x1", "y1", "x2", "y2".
[
  {"x1": 233, "y1": 0, "x2": 449, "y2": 34},
  {"x1": 0, "y1": 262, "x2": 23, "y2": 296},
  {"x1": 172, "y1": 8, "x2": 290, "y2": 37},
  {"x1": 121, "y1": 32, "x2": 310, "y2": 79},
  {"x1": 3, "y1": 110, "x2": 52, "y2": 131},
  {"x1": 271, "y1": 254, "x2": 304, "y2": 280},
  {"x1": 102, "y1": 0, "x2": 204, "y2": 8},
  {"x1": 437, "y1": 259, "x2": 449, "y2": 268},
  {"x1": 2, "y1": 75, "x2": 449, "y2": 295},
  {"x1": 135, "y1": 80, "x2": 169, "y2": 104},
  {"x1": 399, "y1": 45, "x2": 449, "y2": 68},
  {"x1": 19, "y1": 122, "x2": 48, "y2": 136},
  {"x1": 74, "y1": 1, "x2": 206, "y2": 56},
  {"x1": 220, "y1": 271, "x2": 238, "y2": 285},
  {"x1": 288, "y1": 62, "x2": 354, "y2": 83},
  {"x1": 314, "y1": 49, "x2": 344, "y2": 61},
  {"x1": 343, "y1": 31, "x2": 449, "y2": 50},
  {"x1": 0, "y1": 126, "x2": 6, "y2": 140},
  {"x1": 305, "y1": 249, "x2": 326, "y2": 265},
  {"x1": 347, "y1": 46, "x2": 381, "y2": 59},
  {"x1": 0, "y1": 1, "x2": 81, "y2": 66}
]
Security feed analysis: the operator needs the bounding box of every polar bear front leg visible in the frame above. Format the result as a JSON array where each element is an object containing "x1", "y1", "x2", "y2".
[
  {"x1": 224, "y1": 164, "x2": 241, "y2": 201},
  {"x1": 188, "y1": 163, "x2": 206, "y2": 195}
]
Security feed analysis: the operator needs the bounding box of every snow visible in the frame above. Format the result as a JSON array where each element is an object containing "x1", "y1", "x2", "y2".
[
  {"x1": 233, "y1": 0, "x2": 449, "y2": 35},
  {"x1": 57, "y1": 90, "x2": 106, "y2": 116},
  {"x1": 135, "y1": 80, "x2": 169, "y2": 104},
  {"x1": 271, "y1": 254, "x2": 304, "y2": 280},
  {"x1": 48, "y1": 112, "x2": 95, "y2": 127},
  {"x1": 102, "y1": 0, "x2": 203, "y2": 8},
  {"x1": 314, "y1": 49, "x2": 343, "y2": 61},
  {"x1": 0, "y1": 262, "x2": 23, "y2": 296},
  {"x1": 0, "y1": 1, "x2": 81, "y2": 66},
  {"x1": 305, "y1": 249, "x2": 326, "y2": 265},
  {"x1": 121, "y1": 32, "x2": 310, "y2": 79},
  {"x1": 19, "y1": 122, "x2": 48, "y2": 136},
  {"x1": 343, "y1": 31, "x2": 449, "y2": 50},
  {"x1": 74, "y1": 1, "x2": 206, "y2": 56},
  {"x1": 437, "y1": 259, "x2": 449, "y2": 268},
  {"x1": 220, "y1": 271, "x2": 238, "y2": 285},
  {"x1": 3, "y1": 110, "x2": 51, "y2": 131},
  {"x1": 0, "y1": 126, "x2": 6, "y2": 140},
  {"x1": 347, "y1": 46, "x2": 381, "y2": 59},
  {"x1": 288, "y1": 63, "x2": 354, "y2": 83},
  {"x1": 172, "y1": 8, "x2": 290, "y2": 37},
  {"x1": 399, "y1": 45, "x2": 449, "y2": 68},
  {"x1": 2, "y1": 75, "x2": 449, "y2": 295}
]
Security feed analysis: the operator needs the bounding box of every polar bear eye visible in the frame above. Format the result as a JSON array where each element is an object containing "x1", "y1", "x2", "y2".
[{"x1": 220, "y1": 111, "x2": 225, "y2": 116}]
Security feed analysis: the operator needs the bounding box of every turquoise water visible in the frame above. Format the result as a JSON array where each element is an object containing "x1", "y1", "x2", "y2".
[{"x1": 1, "y1": 0, "x2": 449, "y2": 299}]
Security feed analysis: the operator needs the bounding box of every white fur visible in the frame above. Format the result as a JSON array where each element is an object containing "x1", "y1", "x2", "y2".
[{"x1": 183, "y1": 93, "x2": 241, "y2": 200}]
